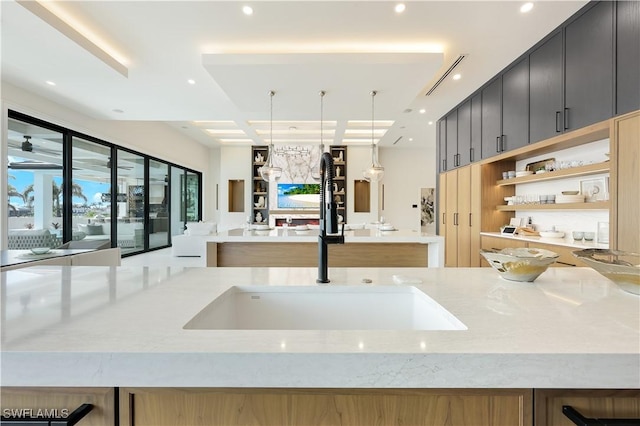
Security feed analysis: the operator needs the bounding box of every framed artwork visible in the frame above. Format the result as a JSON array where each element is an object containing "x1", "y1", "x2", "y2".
[
  {"x1": 420, "y1": 187, "x2": 435, "y2": 233},
  {"x1": 580, "y1": 177, "x2": 608, "y2": 202}
]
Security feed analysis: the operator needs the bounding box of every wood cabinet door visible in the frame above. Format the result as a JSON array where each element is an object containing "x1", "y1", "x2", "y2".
[
  {"x1": 481, "y1": 77, "x2": 502, "y2": 159},
  {"x1": 1, "y1": 387, "x2": 115, "y2": 426},
  {"x1": 534, "y1": 389, "x2": 640, "y2": 426},
  {"x1": 457, "y1": 166, "x2": 472, "y2": 267},
  {"x1": 445, "y1": 169, "x2": 459, "y2": 267},
  {"x1": 438, "y1": 173, "x2": 447, "y2": 237},
  {"x1": 469, "y1": 164, "x2": 482, "y2": 267},
  {"x1": 612, "y1": 111, "x2": 640, "y2": 253},
  {"x1": 457, "y1": 100, "x2": 472, "y2": 167},
  {"x1": 565, "y1": 1, "x2": 614, "y2": 131},
  {"x1": 501, "y1": 57, "x2": 529, "y2": 151},
  {"x1": 616, "y1": 1, "x2": 640, "y2": 115},
  {"x1": 120, "y1": 388, "x2": 532, "y2": 426},
  {"x1": 529, "y1": 30, "x2": 563, "y2": 144}
]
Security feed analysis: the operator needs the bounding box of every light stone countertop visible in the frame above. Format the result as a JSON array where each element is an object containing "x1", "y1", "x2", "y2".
[
  {"x1": 1, "y1": 265, "x2": 638, "y2": 389},
  {"x1": 214, "y1": 227, "x2": 443, "y2": 243}
]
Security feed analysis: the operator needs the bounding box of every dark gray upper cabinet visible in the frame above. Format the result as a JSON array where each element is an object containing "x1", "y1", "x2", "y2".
[
  {"x1": 617, "y1": 0, "x2": 640, "y2": 115},
  {"x1": 565, "y1": 1, "x2": 614, "y2": 131},
  {"x1": 501, "y1": 58, "x2": 529, "y2": 151},
  {"x1": 457, "y1": 100, "x2": 471, "y2": 167},
  {"x1": 481, "y1": 77, "x2": 502, "y2": 159},
  {"x1": 529, "y1": 31, "x2": 563, "y2": 144},
  {"x1": 445, "y1": 110, "x2": 458, "y2": 169},
  {"x1": 437, "y1": 119, "x2": 447, "y2": 173},
  {"x1": 470, "y1": 94, "x2": 482, "y2": 164}
]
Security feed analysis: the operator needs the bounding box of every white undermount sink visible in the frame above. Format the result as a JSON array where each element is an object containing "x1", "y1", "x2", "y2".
[{"x1": 184, "y1": 286, "x2": 466, "y2": 331}]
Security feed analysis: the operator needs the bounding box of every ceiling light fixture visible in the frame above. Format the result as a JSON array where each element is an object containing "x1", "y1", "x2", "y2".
[
  {"x1": 311, "y1": 90, "x2": 326, "y2": 182},
  {"x1": 520, "y1": 2, "x2": 534, "y2": 13},
  {"x1": 363, "y1": 91, "x2": 385, "y2": 182},
  {"x1": 46, "y1": 81, "x2": 56, "y2": 86},
  {"x1": 187, "y1": 79, "x2": 195, "y2": 85},
  {"x1": 259, "y1": 91, "x2": 282, "y2": 182},
  {"x1": 395, "y1": 3, "x2": 406, "y2": 13},
  {"x1": 242, "y1": 5, "x2": 253, "y2": 15},
  {"x1": 419, "y1": 108, "x2": 426, "y2": 114},
  {"x1": 452, "y1": 73, "x2": 462, "y2": 80}
]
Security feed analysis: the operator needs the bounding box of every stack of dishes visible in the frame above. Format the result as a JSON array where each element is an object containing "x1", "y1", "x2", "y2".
[
  {"x1": 252, "y1": 224, "x2": 270, "y2": 230},
  {"x1": 556, "y1": 194, "x2": 585, "y2": 204}
]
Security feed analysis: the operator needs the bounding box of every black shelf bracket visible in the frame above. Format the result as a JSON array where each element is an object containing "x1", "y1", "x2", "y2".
[
  {"x1": 1, "y1": 403, "x2": 93, "y2": 426},
  {"x1": 563, "y1": 405, "x2": 640, "y2": 426}
]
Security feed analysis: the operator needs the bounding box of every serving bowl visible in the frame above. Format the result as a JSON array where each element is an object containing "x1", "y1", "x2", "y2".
[
  {"x1": 539, "y1": 231, "x2": 565, "y2": 238},
  {"x1": 30, "y1": 247, "x2": 51, "y2": 255},
  {"x1": 480, "y1": 248, "x2": 559, "y2": 282},
  {"x1": 573, "y1": 249, "x2": 640, "y2": 295}
]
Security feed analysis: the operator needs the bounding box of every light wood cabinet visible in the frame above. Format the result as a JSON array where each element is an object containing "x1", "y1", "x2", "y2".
[
  {"x1": 442, "y1": 164, "x2": 481, "y2": 267},
  {"x1": 534, "y1": 389, "x2": 640, "y2": 426},
  {"x1": 610, "y1": 110, "x2": 640, "y2": 253},
  {"x1": 119, "y1": 388, "x2": 532, "y2": 426},
  {"x1": 480, "y1": 236, "x2": 527, "y2": 267},
  {"x1": 0, "y1": 387, "x2": 115, "y2": 425}
]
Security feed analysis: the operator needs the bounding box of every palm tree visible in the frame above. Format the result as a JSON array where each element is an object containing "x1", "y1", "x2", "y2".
[
  {"x1": 52, "y1": 181, "x2": 88, "y2": 216},
  {"x1": 7, "y1": 175, "x2": 25, "y2": 213},
  {"x1": 22, "y1": 184, "x2": 34, "y2": 208}
]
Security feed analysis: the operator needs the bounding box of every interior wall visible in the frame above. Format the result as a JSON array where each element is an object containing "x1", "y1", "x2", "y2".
[
  {"x1": 218, "y1": 146, "x2": 251, "y2": 230},
  {"x1": 379, "y1": 145, "x2": 436, "y2": 231}
]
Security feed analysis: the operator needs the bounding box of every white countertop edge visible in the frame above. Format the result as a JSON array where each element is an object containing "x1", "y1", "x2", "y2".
[
  {"x1": 3, "y1": 352, "x2": 638, "y2": 389},
  {"x1": 480, "y1": 232, "x2": 608, "y2": 249}
]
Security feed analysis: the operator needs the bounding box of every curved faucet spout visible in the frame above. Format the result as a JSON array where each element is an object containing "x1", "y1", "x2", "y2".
[{"x1": 317, "y1": 152, "x2": 344, "y2": 284}]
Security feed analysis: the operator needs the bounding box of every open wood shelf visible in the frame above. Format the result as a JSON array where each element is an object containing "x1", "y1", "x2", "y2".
[
  {"x1": 496, "y1": 201, "x2": 610, "y2": 211},
  {"x1": 496, "y1": 162, "x2": 610, "y2": 186}
]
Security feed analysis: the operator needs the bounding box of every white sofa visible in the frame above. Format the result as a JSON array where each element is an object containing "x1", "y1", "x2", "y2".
[
  {"x1": 171, "y1": 222, "x2": 216, "y2": 257},
  {"x1": 80, "y1": 222, "x2": 143, "y2": 248}
]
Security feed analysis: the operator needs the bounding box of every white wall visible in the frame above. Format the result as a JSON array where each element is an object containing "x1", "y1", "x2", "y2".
[
  {"x1": 379, "y1": 145, "x2": 436, "y2": 231},
  {"x1": 218, "y1": 146, "x2": 252, "y2": 230}
]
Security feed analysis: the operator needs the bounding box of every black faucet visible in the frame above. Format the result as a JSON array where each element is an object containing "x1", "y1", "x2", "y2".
[{"x1": 317, "y1": 152, "x2": 345, "y2": 283}]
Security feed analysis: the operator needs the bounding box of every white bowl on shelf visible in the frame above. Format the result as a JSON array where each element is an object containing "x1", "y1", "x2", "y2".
[
  {"x1": 253, "y1": 224, "x2": 270, "y2": 230},
  {"x1": 539, "y1": 231, "x2": 565, "y2": 238},
  {"x1": 515, "y1": 170, "x2": 534, "y2": 177}
]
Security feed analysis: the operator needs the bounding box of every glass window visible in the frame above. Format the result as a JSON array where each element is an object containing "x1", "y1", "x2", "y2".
[
  {"x1": 71, "y1": 137, "x2": 112, "y2": 246},
  {"x1": 7, "y1": 118, "x2": 64, "y2": 249},
  {"x1": 148, "y1": 159, "x2": 169, "y2": 249},
  {"x1": 116, "y1": 149, "x2": 145, "y2": 254}
]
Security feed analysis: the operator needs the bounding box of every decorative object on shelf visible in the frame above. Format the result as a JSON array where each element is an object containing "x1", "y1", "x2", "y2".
[
  {"x1": 254, "y1": 152, "x2": 264, "y2": 163},
  {"x1": 260, "y1": 90, "x2": 282, "y2": 182},
  {"x1": 255, "y1": 211, "x2": 263, "y2": 223},
  {"x1": 580, "y1": 177, "x2": 608, "y2": 202},
  {"x1": 274, "y1": 145, "x2": 311, "y2": 158},
  {"x1": 363, "y1": 90, "x2": 385, "y2": 182},
  {"x1": 526, "y1": 157, "x2": 556, "y2": 173},
  {"x1": 336, "y1": 166, "x2": 341, "y2": 177},
  {"x1": 311, "y1": 90, "x2": 326, "y2": 182}
]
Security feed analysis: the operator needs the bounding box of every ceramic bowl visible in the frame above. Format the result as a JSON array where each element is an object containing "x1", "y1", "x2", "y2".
[
  {"x1": 253, "y1": 224, "x2": 270, "y2": 230},
  {"x1": 539, "y1": 231, "x2": 565, "y2": 238},
  {"x1": 480, "y1": 248, "x2": 559, "y2": 282},
  {"x1": 573, "y1": 249, "x2": 640, "y2": 295},
  {"x1": 380, "y1": 224, "x2": 395, "y2": 231},
  {"x1": 30, "y1": 247, "x2": 51, "y2": 255}
]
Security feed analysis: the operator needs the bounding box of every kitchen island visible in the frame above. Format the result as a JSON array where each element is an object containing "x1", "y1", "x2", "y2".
[
  {"x1": 2, "y1": 265, "x2": 638, "y2": 425},
  {"x1": 205, "y1": 227, "x2": 444, "y2": 268}
]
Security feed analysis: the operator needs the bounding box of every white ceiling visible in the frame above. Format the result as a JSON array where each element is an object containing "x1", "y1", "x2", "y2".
[{"x1": 1, "y1": 0, "x2": 588, "y2": 150}]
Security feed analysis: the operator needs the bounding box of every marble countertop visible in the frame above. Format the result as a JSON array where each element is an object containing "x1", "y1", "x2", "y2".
[{"x1": 2, "y1": 266, "x2": 638, "y2": 389}]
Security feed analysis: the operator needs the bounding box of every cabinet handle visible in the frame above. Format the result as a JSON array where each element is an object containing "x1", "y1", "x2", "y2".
[
  {"x1": 469, "y1": 213, "x2": 472, "y2": 227},
  {"x1": 442, "y1": 213, "x2": 446, "y2": 225},
  {"x1": 496, "y1": 136, "x2": 501, "y2": 153},
  {"x1": 564, "y1": 107, "x2": 570, "y2": 130},
  {"x1": 1, "y1": 403, "x2": 93, "y2": 426},
  {"x1": 456, "y1": 153, "x2": 461, "y2": 167},
  {"x1": 562, "y1": 405, "x2": 640, "y2": 425},
  {"x1": 555, "y1": 111, "x2": 562, "y2": 133},
  {"x1": 470, "y1": 147, "x2": 474, "y2": 162},
  {"x1": 442, "y1": 159, "x2": 446, "y2": 171},
  {"x1": 453, "y1": 213, "x2": 459, "y2": 226},
  {"x1": 500, "y1": 135, "x2": 505, "y2": 152}
]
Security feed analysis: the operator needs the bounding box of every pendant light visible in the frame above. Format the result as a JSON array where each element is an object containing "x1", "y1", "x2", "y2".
[
  {"x1": 311, "y1": 90, "x2": 326, "y2": 182},
  {"x1": 363, "y1": 90, "x2": 385, "y2": 182},
  {"x1": 260, "y1": 90, "x2": 282, "y2": 182}
]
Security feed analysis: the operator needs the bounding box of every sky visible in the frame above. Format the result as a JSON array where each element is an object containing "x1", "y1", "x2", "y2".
[{"x1": 7, "y1": 170, "x2": 109, "y2": 206}]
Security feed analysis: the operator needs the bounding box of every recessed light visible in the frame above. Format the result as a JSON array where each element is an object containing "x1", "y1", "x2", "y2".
[
  {"x1": 46, "y1": 81, "x2": 56, "y2": 86},
  {"x1": 395, "y1": 3, "x2": 406, "y2": 13},
  {"x1": 419, "y1": 108, "x2": 426, "y2": 114},
  {"x1": 452, "y1": 73, "x2": 462, "y2": 81},
  {"x1": 428, "y1": 121, "x2": 433, "y2": 125},
  {"x1": 520, "y1": 2, "x2": 534, "y2": 13},
  {"x1": 409, "y1": 138, "x2": 414, "y2": 142},
  {"x1": 187, "y1": 79, "x2": 195, "y2": 85},
  {"x1": 242, "y1": 5, "x2": 253, "y2": 15}
]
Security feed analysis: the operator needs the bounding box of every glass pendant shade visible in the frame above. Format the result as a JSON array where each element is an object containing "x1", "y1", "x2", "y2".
[
  {"x1": 260, "y1": 91, "x2": 282, "y2": 182},
  {"x1": 363, "y1": 90, "x2": 384, "y2": 182}
]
